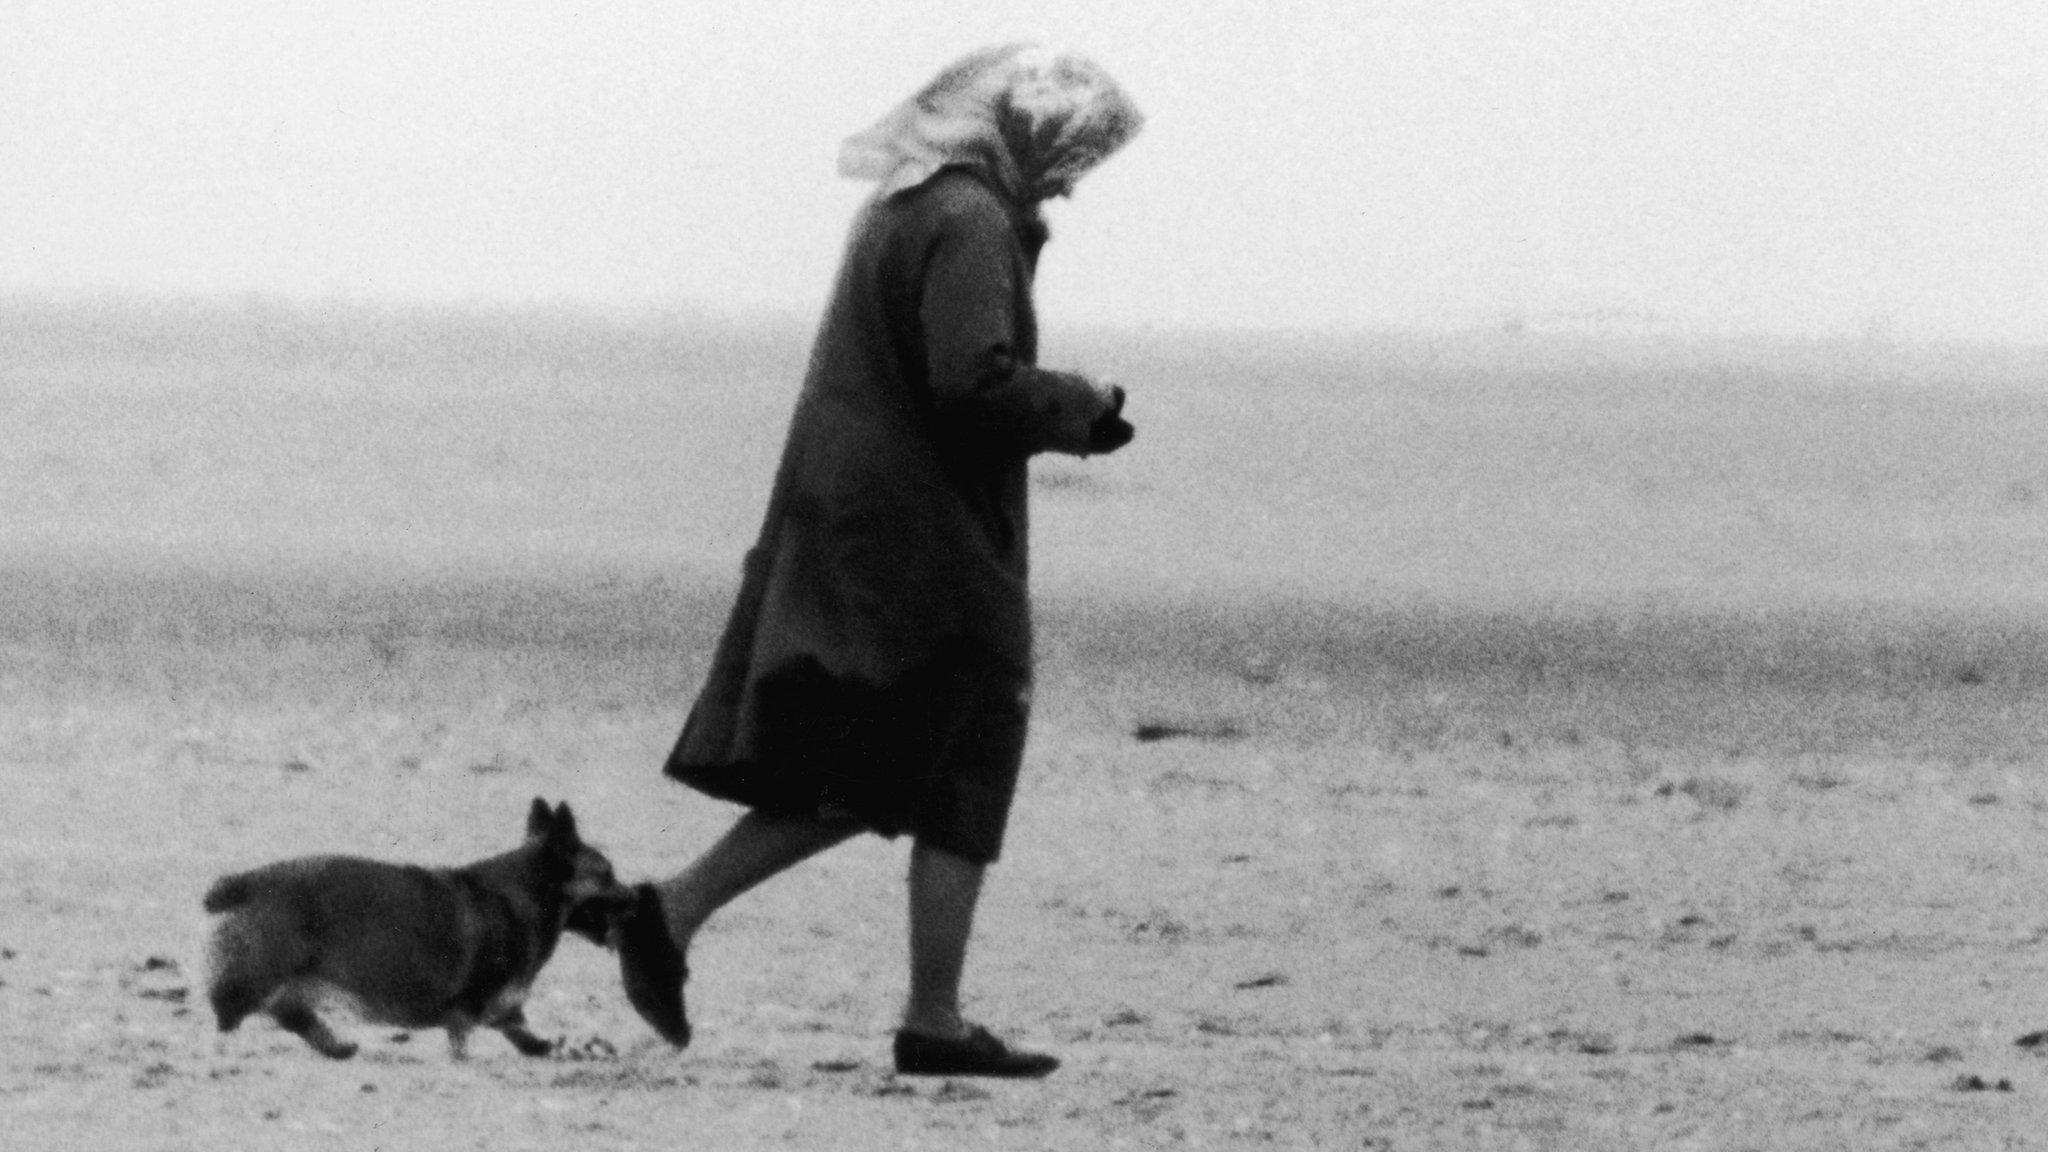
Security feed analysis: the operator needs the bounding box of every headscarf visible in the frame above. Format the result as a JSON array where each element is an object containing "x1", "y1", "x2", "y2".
[{"x1": 837, "y1": 44, "x2": 1144, "y2": 204}]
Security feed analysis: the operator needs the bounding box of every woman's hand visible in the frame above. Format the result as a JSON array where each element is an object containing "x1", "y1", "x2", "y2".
[{"x1": 1086, "y1": 382, "x2": 1135, "y2": 454}]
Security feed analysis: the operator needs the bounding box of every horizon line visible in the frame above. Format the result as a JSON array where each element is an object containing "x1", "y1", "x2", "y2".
[{"x1": 3, "y1": 287, "x2": 2044, "y2": 353}]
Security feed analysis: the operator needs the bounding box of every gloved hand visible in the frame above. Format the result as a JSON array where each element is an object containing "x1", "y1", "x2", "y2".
[{"x1": 1087, "y1": 384, "x2": 1135, "y2": 454}]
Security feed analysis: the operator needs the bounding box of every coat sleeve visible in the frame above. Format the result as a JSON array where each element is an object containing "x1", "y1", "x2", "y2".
[{"x1": 918, "y1": 200, "x2": 1121, "y2": 458}]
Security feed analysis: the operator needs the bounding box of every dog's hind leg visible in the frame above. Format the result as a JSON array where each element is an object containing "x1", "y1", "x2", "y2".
[
  {"x1": 271, "y1": 990, "x2": 358, "y2": 1060},
  {"x1": 444, "y1": 1021, "x2": 475, "y2": 1061},
  {"x1": 206, "y1": 911, "x2": 293, "y2": 1033},
  {"x1": 493, "y1": 1006, "x2": 557, "y2": 1057},
  {"x1": 207, "y1": 975, "x2": 269, "y2": 1033}
]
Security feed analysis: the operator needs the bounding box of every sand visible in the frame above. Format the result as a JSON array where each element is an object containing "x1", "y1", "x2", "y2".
[{"x1": 6, "y1": 302, "x2": 2048, "y2": 1148}]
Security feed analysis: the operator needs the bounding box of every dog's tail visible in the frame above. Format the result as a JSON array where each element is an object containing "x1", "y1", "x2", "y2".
[{"x1": 202, "y1": 873, "x2": 254, "y2": 914}]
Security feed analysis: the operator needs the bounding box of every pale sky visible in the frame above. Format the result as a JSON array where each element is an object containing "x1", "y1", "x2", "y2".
[{"x1": 4, "y1": 1, "x2": 2043, "y2": 340}]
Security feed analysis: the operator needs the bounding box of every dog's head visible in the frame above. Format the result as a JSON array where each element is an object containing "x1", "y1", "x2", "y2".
[{"x1": 526, "y1": 798, "x2": 636, "y2": 946}]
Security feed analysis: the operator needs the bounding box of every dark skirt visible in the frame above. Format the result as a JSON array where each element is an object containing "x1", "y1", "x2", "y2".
[{"x1": 664, "y1": 649, "x2": 1030, "y2": 866}]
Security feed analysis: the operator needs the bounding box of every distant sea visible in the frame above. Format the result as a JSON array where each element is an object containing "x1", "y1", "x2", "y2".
[{"x1": 6, "y1": 295, "x2": 2047, "y2": 612}]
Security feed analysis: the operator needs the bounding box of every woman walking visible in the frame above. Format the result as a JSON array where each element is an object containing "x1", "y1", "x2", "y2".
[{"x1": 616, "y1": 44, "x2": 1143, "y2": 1078}]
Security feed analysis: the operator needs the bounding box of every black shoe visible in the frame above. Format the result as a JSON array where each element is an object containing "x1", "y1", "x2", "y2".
[
  {"x1": 618, "y1": 883, "x2": 691, "y2": 1048},
  {"x1": 893, "y1": 1025, "x2": 1059, "y2": 1078}
]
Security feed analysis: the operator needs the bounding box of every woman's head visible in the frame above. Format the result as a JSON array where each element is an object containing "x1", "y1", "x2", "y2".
[{"x1": 839, "y1": 45, "x2": 1143, "y2": 204}]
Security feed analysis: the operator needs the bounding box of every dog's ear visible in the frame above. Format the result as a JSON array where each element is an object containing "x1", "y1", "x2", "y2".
[
  {"x1": 527, "y1": 797, "x2": 554, "y2": 840},
  {"x1": 552, "y1": 802, "x2": 580, "y2": 843},
  {"x1": 539, "y1": 802, "x2": 581, "y2": 855}
]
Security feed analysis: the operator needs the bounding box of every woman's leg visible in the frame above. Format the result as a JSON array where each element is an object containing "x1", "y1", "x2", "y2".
[
  {"x1": 664, "y1": 826, "x2": 999, "y2": 1039},
  {"x1": 620, "y1": 809, "x2": 860, "y2": 1047},
  {"x1": 656, "y1": 809, "x2": 863, "y2": 948},
  {"x1": 901, "y1": 840, "x2": 985, "y2": 1039},
  {"x1": 894, "y1": 840, "x2": 1059, "y2": 1077}
]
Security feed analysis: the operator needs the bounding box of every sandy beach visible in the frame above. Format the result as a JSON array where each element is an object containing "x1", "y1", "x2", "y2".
[{"x1": 6, "y1": 302, "x2": 2048, "y2": 1148}]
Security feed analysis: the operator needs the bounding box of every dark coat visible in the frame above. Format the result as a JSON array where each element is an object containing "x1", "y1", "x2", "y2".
[{"x1": 664, "y1": 166, "x2": 1119, "y2": 863}]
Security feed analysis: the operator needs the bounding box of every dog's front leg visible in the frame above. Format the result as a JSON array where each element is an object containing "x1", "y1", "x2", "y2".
[
  {"x1": 493, "y1": 1006, "x2": 558, "y2": 1058},
  {"x1": 270, "y1": 991, "x2": 359, "y2": 1060}
]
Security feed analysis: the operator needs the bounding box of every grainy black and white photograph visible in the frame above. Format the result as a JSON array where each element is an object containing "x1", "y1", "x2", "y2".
[{"x1": 5, "y1": 3, "x2": 2048, "y2": 1148}]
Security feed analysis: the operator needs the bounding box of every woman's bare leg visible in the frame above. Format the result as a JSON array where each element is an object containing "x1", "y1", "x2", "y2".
[
  {"x1": 901, "y1": 841, "x2": 985, "y2": 1038},
  {"x1": 654, "y1": 810, "x2": 862, "y2": 947},
  {"x1": 892, "y1": 842, "x2": 1055, "y2": 1075},
  {"x1": 621, "y1": 810, "x2": 857, "y2": 1048}
]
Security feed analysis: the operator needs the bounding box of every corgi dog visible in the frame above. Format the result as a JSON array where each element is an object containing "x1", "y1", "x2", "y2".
[{"x1": 203, "y1": 798, "x2": 633, "y2": 1060}]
